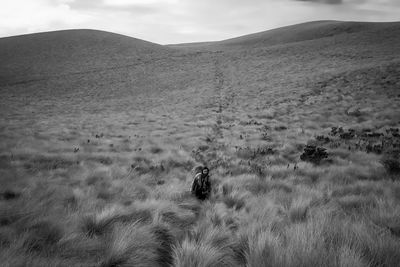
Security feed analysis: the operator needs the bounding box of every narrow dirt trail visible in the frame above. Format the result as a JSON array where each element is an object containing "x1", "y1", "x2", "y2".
[
  {"x1": 214, "y1": 58, "x2": 225, "y2": 138},
  {"x1": 190, "y1": 53, "x2": 239, "y2": 173},
  {"x1": 199, "y1": 55, "x2": 235, "y2": 169},
  {"x1": 211, "y1": 56, "x2": 239, "y2": 160}
]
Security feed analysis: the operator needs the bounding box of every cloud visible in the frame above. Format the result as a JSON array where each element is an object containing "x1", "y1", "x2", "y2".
[
  {"x1": 295, "y1": 0, "x2": 400, "y2": 6},
  {"x1": 0, "y1": 0, "x2": 399, "y2": 43},
  {"x1": 103, "y1": 0, "x2": 178, "y2": 6},
  {"x1": 296, "y1": 0, "x2": 342, "y2": 4},
  {"x1": 0, "y1": 0, "x2": 91, "y2": 37}
]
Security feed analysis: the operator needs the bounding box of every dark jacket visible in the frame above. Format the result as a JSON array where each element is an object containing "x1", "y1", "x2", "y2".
[{"x1": 191, "y1": 173, "x2": 211, "y2": 200}]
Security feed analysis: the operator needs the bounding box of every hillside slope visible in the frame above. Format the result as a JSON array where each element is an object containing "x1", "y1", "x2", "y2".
[
  {"x1": 169, "y1": 20, "x2": 400, "y2": 51},
  {"x1": 219, "y1": 20, "x2": 399, "y2": 47},
  {"x1": 0, "y1": 29, "x2": 171, "y2": 85},
  {"x1": 1, "y1": 21, "x2": 400, "y2": 266}
]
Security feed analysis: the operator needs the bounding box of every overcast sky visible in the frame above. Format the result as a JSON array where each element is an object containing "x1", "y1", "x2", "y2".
[{"x1": 0, "y1": 0, "x2": 399, "y2": 44}]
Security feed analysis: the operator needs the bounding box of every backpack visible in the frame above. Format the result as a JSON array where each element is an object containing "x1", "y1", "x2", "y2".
[{"x1": 191, "y1": 173, "x2": 210, "y2": 197}]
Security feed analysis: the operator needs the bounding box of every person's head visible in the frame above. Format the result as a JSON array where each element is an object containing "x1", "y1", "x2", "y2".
[{"x1": 202, "y1": 167, "x2": 209, "y2": 175}]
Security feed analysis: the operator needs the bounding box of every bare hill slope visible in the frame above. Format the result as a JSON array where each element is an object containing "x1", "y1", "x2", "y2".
[
  {"x1": 170, "y1": 20, "x2": 400, "y2": 51},
  {"x1": 219, "y1": 20, "x2": 399, "y2": 47},
  {"x1": 0, "y1": 29, "x2": 171, "y2": 85}
]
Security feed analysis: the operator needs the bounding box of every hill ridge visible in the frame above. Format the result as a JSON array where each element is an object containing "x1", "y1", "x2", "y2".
[{"x1": 169, "y1": 20, "x2": 400, "y2": 50}]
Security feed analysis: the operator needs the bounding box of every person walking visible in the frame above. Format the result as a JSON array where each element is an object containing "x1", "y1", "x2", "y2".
[{"x1": 191, "y1": 166, "x2": 211, "y2": 200}]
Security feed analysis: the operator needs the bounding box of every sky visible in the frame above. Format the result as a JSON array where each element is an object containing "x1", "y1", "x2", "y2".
[{"x1": 0, "y1": 0, "x2": 399, "y2": 44}]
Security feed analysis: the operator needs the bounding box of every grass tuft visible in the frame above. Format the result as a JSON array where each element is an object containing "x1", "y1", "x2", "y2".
[
  {"x1": 100, "y1": 222, "x2": 164, "y2": 267},
  {"x1": 288, "y1": 196, "x2": 310, "y2": 223},
  {"x1": 81, "y1": 207, "x2": 153, "y2": 237},
  {"x1": 22, "y1": 220, "x2": 63, "y2": 254}
]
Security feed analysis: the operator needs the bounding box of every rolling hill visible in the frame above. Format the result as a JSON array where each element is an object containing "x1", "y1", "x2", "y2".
[
  {"x1": 1, "y1": 21, "x2": 400, "y2": 266},
  {"x1": 216, "y1": 20, "x2": 400, "y2": 48},
  {"x1": 0, "y1": 29, "x2": 171, "y2": 86}
]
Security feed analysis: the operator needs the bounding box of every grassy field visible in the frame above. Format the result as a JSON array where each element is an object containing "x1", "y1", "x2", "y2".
[{"x1": 1, "y1": 21, "x2": 400, "y2": 266}]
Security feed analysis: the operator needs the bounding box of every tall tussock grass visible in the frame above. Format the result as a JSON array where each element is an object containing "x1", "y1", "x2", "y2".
[
  {"x1": 99, "y1": 220, "x2": 177, "y2": 267},
  {"x1": 2, "y1": 121, "x2": 400, "y2": 266},
  {"x1": 173, "y1": 225, "x2": 239, "y2": 267},
  {"x1": 101, "y1": 222, "x2": 160, "y2": 267},
  {"x1": 81, "y1": 205, "x2": 153, "y2": 237}
]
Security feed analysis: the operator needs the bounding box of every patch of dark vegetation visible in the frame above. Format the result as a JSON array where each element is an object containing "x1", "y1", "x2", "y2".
[
  {"x1": 156, "y1": 180, "x2": 165, "y2": 185},
  {"x1": 274, "y1": 125, "x2": 287, "y2": 131},
  {"x1": 259, "y1": 125, "x2": 272, "y2": 141},
  {"x1": 300, "y1": 145, "x2": 328, "y2": 165},
  {"x1": 330, "y1": 126, "x2": 344, "y2": 136},
  {"x1": 322, "y1": 126, "x2": 400, "y2": 155},
  {"x1": 346, "y1": 107, "x2": 363, "y2": 117},
  {"x1": 95, "y1": 133, "x2": 104, "y2": 138},
  {"x1": 204, "y1": 134, "x2": 216, "y2": 143},
  {"x1": 235, "y1": 146, "x2": 275, "y2": 160},
  {"x1": 386, "y1": 128, "x2": 400, "y2": 137},
  {"x1": 339, "y1": 131, "x2": 355, "y2": 140},
  {"x1": 22, "y1": 220, "x2": 63, "y2": 254},
  {"x1": 260, "y1": 132, "x2": 272, "y2": 141},
  {"x1": 381, "y1": 152, "x2": 400, "y2": 177},
  {"x1": 150, "y1": 147, "x2": 163, "y2": 154},
  {"x1": 23, "y1": 155, "x2": 76, "y2": 172},
  {"x1": 315, "y1": 135, "x2": 331, "y2": 144},
  {"x1": 366, "y1": 143, "x2": 384, "y2": 154},
  {"x1": 240, "y1": 119, "x2": 262, "y2": 126},
  {"x1": 197, "y1": 145, "x2": 209, "y2": 152},
  {"x1": 0, "y1": 189, "x2": 21, "y2": 200},
  {"x1": 87, "y1": 156, "x2": 113, "y2": 165}
]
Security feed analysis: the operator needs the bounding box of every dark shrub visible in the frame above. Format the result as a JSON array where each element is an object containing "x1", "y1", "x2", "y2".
[
  {"x1": 150, "y1": 147, "x2": 163, "y2": 154},
  {"x1": 381, "y1": 152, "x2": 400, "y2": 177},
  {"x1": 0, "y1": 189, "x2": 20, "y2": 200},
  {"x1": 300, "y1": 145, "x2": 328, "y2": 164}
]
